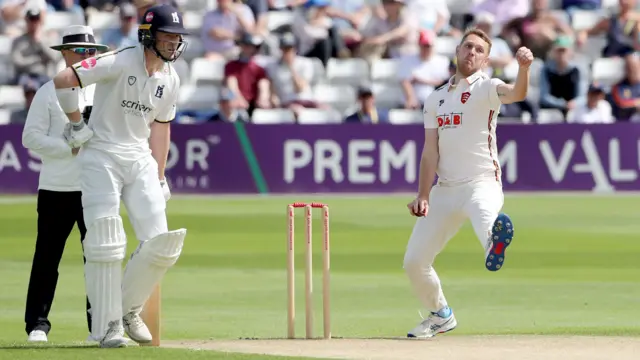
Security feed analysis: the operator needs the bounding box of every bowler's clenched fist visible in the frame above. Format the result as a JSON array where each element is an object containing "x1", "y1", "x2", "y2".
[{"x1": 515, "y1": 47, "x2": 534, "y2": 68}]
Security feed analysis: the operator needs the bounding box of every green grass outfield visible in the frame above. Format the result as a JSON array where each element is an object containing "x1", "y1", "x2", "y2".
[{"x1": 1, "y1": 193, "x2": 639, "y2": 359}]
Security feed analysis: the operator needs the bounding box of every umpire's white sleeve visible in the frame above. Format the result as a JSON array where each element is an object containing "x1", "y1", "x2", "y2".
[{"x1": 22, "y1": 82, "x2": 72, "y2": 159}]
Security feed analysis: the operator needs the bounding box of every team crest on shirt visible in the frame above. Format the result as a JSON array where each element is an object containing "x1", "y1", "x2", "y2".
[
  {"x1": 436, "y1": 113, "x2": 463, "y2": 129},
  {"x1": 128, "y1": 76, "x2": 136, "y2": 86},
  {"x1": 460, "y1": 92, "x2": 471, "y2": 104},
  {"x1": 81, "y1": 58, "x2": 97, "y2": 69},
  {"x1": 155, "y1": 85, "x2": 164, "y2": 98}
]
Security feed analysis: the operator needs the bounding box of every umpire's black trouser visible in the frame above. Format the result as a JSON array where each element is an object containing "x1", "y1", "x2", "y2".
[{"x1": 24, "y1": 189, "x2": 92, "y2": 335}]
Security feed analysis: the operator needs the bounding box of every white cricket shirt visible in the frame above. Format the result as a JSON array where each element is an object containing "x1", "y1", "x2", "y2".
[
  {"x1": 423, "y1": 70, "x2": 504, "y2": 185},
  {"x1": 22, "y1": 80, "x2": 95, "y2": 192},
  {"x1": 70, "y1": 44, "x2": 179, "y2": 162}
]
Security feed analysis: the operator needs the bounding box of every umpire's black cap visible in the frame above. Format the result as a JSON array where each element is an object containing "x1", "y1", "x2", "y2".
[{"x1": 141, "y1": 4, "x2": 189, "y2": 35}]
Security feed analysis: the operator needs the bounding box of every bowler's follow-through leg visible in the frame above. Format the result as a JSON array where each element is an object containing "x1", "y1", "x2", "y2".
[
  {"x1": 461, "y1": 181, "x2": 515, "y2": 272},
  {"x1": 485, "y1": 213, "x2": 515, "y2": 271}
]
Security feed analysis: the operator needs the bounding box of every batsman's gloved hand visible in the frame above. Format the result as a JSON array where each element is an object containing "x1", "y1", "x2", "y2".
[
  {"x1": 64, "y1": 121, "x2": 93, "y2": 148},
  {"x1": 160, "y1": 178, "x2": 171, "y2": 202}
]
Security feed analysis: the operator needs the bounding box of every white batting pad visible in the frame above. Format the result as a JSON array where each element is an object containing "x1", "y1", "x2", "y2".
[
  {"x1": 122, "y1": 229, "x2": 187, "y2": 315},
  {"x1": 83, "y1": 216, "x2": 127, "y2": 340}
]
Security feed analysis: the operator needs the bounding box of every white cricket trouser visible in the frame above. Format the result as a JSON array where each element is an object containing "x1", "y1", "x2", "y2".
[
  {"x1": 78, "y1": 148, "x2": 168, "y2": 242},
  {"x1": 403, "y1": 179, "x2": 504, "y2": 312},
  {"x1": 77, "y1": 148, "x2": 173, "y2": 340}
]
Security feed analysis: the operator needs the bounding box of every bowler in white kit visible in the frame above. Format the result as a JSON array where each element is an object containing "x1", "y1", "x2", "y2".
[
  {"x1": 51, "y1": 4, "x2": 189, "y2": 348},
  {"x1": 403, "y1": 28, "x2": 533, "y2": 338}
]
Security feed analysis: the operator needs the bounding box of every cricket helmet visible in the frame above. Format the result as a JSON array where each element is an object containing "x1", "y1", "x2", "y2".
[{"x1": 138, "y1": 4, "x2": 189, "y2": 62}]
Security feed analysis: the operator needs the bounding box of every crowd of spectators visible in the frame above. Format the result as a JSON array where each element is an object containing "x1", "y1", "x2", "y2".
[{"x1": 1, "y1": 0, "x2": 639, "y2": 125}]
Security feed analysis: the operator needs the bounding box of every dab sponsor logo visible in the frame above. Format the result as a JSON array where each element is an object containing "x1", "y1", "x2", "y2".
[
  {"x1": 436, "y1": 113, "x2": 463, "y2": 129},
  {"x1": 121, "y1": 100, "x2": 153, "y2": 117}
]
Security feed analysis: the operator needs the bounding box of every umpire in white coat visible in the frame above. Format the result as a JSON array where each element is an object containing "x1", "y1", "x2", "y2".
[{"x1": 21, "y1": 25, "x2": 109, "y2": 343}]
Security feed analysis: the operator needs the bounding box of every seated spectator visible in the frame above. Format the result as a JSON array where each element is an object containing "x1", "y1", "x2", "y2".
[
  {"x1": 267, "y1": 32, "x2": 321, "y2": 116},
  {"x1": 357, "y1": 0, "x2": 419, "y2": 62},
  {"x1": 244, "y1": 0, "x2": 269, "y2": 38},
  {"x1": 501, "y1": 0, "x2": 573, "y2": 59},
  {"x1": 201, "y1": 0, "x2": 255, "y2": 60},
  {"x1": 577, "y1": 0, "x2": 639, "y2": 59},
  {"x1": 473, "y1": 12, "x2": 514, "y2": 80},
  {"x1": 291, "y1": 0, "x2": 348, "y2": 66},
  {"x1": 99, "y1": 3, "x2": 139, "y2": 50},
  {"x1": 132, "y1": 0, "x2": 155, "y2": 19},
  {"x1": 498, "y1": 98, "x2": 540, "y2": 121},
  {"x1": 210, "y1": 87, "x2": 251, "y2": 122},
  {"x1": 9, "y1": 73, "x2": 44, "y2": 124},
  {"x1": 608, "y1": 52, "x2": 640, "y2": 120},
  {"x1": 539, "y1": 36, "x2": 587, "y2": 119},
  {"x1": 46, "y1": 0, "x2": 84, "y2": 17},
  {"x1": 398, "y1": 29, "x2": 450, "y2": 109},
  {"x1": 407, "y1": 0, "x2": 459, "y2": 36},
  {"x1": 567, "y1": 83, "x2": 614, "y2": 123},
  {"x1": 472, "y1": 0, "x2": 530, "y2": 29},
  {"x1": 224, "y1": 33, "x2": 271, "y2": 115},
  {"x1": 562, "y1": 0, "x2": 601, "y2": 12},
  {"x1": 1, "y1": 0, "x2": 47, "y2": 37},
  {"x1": 327, "y1": 0, "x2": 370, "y2": 47},
  {"x1": 577, "y1": 0, "x2": 640, "y2": 88},
  {"x1": 345, "y1": 84, "x2": 390, "y2": 123},
  {"x1": 11, "y1": 8, "x2": 59, "y2": 83}
]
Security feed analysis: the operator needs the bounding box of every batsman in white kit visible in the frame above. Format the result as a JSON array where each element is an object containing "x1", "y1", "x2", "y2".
[
  {"x1": 403, "y1": 28, "x2": 533, "y2": 338},
  {"x1": 51, "y1": 4, "x2": 189, "y2": 348}
]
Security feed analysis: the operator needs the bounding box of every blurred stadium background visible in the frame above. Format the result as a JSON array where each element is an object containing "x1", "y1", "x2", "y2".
[{"x1": 0, "y1": 0, "x2": 637, "y2": 125}]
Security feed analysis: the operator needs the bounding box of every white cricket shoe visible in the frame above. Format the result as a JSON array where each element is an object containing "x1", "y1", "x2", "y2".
[
  {"x1": 100, "y1": 320, "x2": 129, "y2": 348},
  {"x1": 407, "y1": 311, "x2": 457, "y2": 339},
  {"x1": 123, "y1": 312, "x2": 152, "y2": 344},
  {"x1": 27, "y1": 330, "x2": 47, "y2": 342}
]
